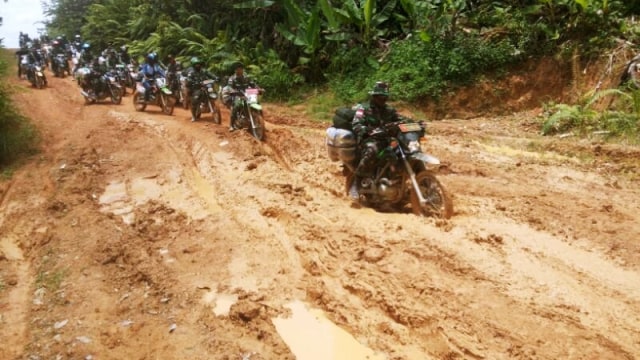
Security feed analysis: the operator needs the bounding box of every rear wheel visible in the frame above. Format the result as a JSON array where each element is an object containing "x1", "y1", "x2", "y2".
[
  {"x1": 250, "y1": 109, "x2": 265, "y2": 141},
  {"x1": 410, "y1": 172, "x2": 453, "y2": 219},
  {"x1": 36, "y1": 77, "x2": 44, "y2": 89}
]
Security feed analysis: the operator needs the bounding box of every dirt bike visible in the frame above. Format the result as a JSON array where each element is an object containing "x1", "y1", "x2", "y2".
[
  {"x1": 27, "y1": 63, "x2": 47, "y2": 89},
  {"x1": 230, "y1": 87, "x2": 265, "y2": 141},
  {"x1": 191, "y1": 78, "x2": 222, "y2": 124},
  {"x1": 113, "y1": 64, "x2": 131, "y2": 95},
  {"x1": 326, "y1": 119, "x2": 453, "y2": 219},
  {"x1": 133, "y1": 77, "x2": 176, "y2": 115},
  {"x1": 52, "y1": 54, "x2": 69, "y2": 78},
  {"x1": 80, "y1": 70, "x2": 123, "y2": 105}
]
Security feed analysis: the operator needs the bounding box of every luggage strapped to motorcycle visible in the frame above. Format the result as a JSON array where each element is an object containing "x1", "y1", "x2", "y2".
[{"x1": 333, "y1": 107, "x2": 356, "y2": 131}]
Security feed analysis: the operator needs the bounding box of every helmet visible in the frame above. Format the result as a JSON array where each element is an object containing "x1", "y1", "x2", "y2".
[
  {"x1": 75, "y1": 34, "x2": 81, "y2": 39},
  {"x1": 369, "y1": 81, "x2": 389, "y2": 97},
  {"x1": 82, "y1": 43, "x2": 90, "y2": 50},
  {"x1": 52, "y1": 40, "x2": 60, "y2": 46},
  {"x1": 191, "y1": 57, "x2": 202, "y2": 66},
  {"x1": 55, "y1": 36, "x2": 63, "y2": 41},
  {"x1": 120, "y1": 45, "x2": 128, "y2": 52},
  {"x1": 147, "y1": 52, "x2": 157, "y2": 62}
]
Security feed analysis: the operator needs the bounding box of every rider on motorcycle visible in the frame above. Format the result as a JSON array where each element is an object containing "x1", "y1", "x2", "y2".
[
  {"x1": 185, "y1": 57, "x2": 218, "y2": 122},
  {"x1": 49, "y1": 40, "x2": 68, "y2": 74},
  {"x1": 83, "y1": 57, "x2": 108, "y2": 98},
  {"x1": 139, "y1": 52, "x2": 165, "y2": 102},
  {"x1": 349, "y1": 81, "x2": 405, "y2": 200},
  {"x1": 221, "y1": 62, "x2": 257, "y2": 131},
  {"x1": 118, "y1": 45, "x2": 131, "y2": 65}
]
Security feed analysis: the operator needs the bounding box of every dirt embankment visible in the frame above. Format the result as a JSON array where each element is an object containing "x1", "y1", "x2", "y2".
[{"x1": 0, "y1": 59, "x2": 639, "y2": 360}]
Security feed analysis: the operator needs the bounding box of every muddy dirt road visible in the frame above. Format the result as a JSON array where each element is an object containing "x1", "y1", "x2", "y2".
[{"x1": 1, "y1": 69, "x2": 639, "y2": 360}]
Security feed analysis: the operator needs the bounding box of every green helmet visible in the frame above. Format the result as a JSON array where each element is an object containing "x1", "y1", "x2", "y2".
[
  {"x1": 369, "y1": 81, "x2": 390, "y2": 96},
  {"x1": 191, "y1": 57, "x2": 202, "y2": 66}
]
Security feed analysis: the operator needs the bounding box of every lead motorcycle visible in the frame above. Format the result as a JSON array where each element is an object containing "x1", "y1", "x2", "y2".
[
  {"x1": 27, "y1": 62, "x2": 48, "y2": 89},
  {"x1": 230, "y1": 87, "x2": 265, "y2": 140},
  {"x1": 191, "y1": 78, "x2": 222, "y2": 124},
  {"x1": 326, "y1": 116, "x2": 453, "y2": 219},
  {"x1": 132, "y1": 76, "x2": 176, "y2": 115}
]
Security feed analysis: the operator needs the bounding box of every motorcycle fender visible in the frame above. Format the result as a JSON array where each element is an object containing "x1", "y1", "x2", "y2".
[
  {"x1": 412, "y1": 153, "x2": 440, "y2": 165},
  {"x1": 209, "y1": 93, "x2": 218, "y2": 99},
  {"x1": 249, "y1": 103, "x2": 262, "y2": 111},
  {"x1": 37, "y1": 72, "x2": 43, "y2": 77},
  {"x1": 161, "y1": 87, "x2": 172, "y2": 95}
]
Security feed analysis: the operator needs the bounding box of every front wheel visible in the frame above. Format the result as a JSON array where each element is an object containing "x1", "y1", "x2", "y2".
[
  {"x1": 161, "y1": 93, "x2": 175, "y2": 115},
  {"x1": 249, "y1": 109, "x2": 265, "y2": 141},
  {"x1": 36, "y1": 76, "x2": 44, "y2": 89},
  {"x1": 133, "y1": 91, "x2": 146, "y2": 111},
  {"x1": 110, "y1": 85, "x2": 123, "y2": 104},
  {"x1": 410, "y1": 172, "x2": 453, "y2": 219},
  {"x1": 210, "y1": 100, "x2": 221, "y2": 124}
]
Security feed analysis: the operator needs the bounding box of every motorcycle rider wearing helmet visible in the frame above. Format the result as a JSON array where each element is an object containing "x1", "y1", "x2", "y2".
[
  {"x1": 349, "y1": 81, "x2": 404, "y2": 200},
  {"x1": 118, "y1": 45, "x2": 131, "y2": 65},
  {"x1": 221, "y1": 62, "x2": 257, "y2": 131},
  {"x1": 139, "y1": 52, "x2": 165, "y2": 102},
  {"x1": 49, "y1": 39, "x2": 68, "y2": 75},
  {"x1": 186, "y1": 57, "x2": 218, "y2": 122},
  {"x1": 73, "y1": 42, "x2": 93, "y2": 74}
]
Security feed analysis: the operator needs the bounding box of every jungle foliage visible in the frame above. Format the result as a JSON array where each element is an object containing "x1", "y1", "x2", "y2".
[
  {"x1": 34, "y1": 0, "x2": 640, "y2": 109},
  {"x1": 0, "y1": 48, "x2": 38, "y2": 167}
]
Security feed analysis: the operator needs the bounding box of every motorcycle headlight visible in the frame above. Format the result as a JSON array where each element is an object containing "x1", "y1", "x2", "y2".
[{"x1": 407, "y1": 140, "x2": 421, "y2": 153}]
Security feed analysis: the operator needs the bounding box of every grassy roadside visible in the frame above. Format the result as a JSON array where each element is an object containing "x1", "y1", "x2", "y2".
[{"x1": 0, "y1": 47, "x2": 38, "y2": 174}]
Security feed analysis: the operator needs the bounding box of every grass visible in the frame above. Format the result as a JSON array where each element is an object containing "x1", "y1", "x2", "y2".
[
  {"x1": 35, "y1": 269, "x2": 67, "y2": 292},
  {"x1": 0, "y1": 48, "x2": 39, "y2": 170}
]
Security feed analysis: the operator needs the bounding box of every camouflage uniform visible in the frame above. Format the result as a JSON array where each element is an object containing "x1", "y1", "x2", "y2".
[
  {"x1": 349, "y1": 82, "x2": 404, "y2": 200},
  {"x1": 186, "y1": 57, "x2": 218, "y2": 121}
]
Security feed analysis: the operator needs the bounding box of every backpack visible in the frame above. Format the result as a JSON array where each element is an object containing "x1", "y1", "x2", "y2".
[{"x1": 332, "y1": 107, "x2": 356, "y2": 131}]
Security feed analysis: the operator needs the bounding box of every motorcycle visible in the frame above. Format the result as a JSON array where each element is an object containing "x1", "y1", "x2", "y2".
[
  {"x1": 113, "y1": 63, "x2": 131, "y2": 95},
  {"x1": 52, "y1": 53, "x2": 70, "y2": 78},
  {"x1": 133, "y1": 77, "x2": 176, "y2": 115},
  {"x1": 191, "y1": 78, "x2": 222, "y2": 124},
  {"x1": 80, "y1": 69, "x2": 123, "y2": 105},
  {"x1": 326, "y1": 120, "x2": 453, "y2": 219},
  {"x1": 27, "y1": 63, "x2": 47, "y2": 89},
  {"x1": 230, "y1": 87, "x2": 265, "y2": 141},
  {"x1": 127, "y1": 63, "x2": 138, "y2": 93}
]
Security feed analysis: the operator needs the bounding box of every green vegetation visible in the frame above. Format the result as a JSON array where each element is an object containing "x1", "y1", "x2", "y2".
[
  {"x1": 0, "y1": 47, "x2": 38, "y2": 168},
  {"x1": 542, "y1": 87, "x2": 640, "y2": 142},
  {"x1": 29, "y1": 1, "x2": 640, "y2": 139}
]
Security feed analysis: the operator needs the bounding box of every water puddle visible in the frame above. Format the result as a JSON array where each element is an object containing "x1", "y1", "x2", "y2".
[{"x1": 272, "y1": 301, "x2": 385, "y2": 360}]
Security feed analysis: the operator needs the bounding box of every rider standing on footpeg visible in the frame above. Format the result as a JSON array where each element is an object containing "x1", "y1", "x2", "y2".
[{"x1": 350, "y1": 81, "x2": 403, "y2": 200}]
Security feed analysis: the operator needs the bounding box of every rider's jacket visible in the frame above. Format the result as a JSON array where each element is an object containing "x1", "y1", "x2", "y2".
[
  {"x1": 352, "y1": 101, "x2": 401, "y2": 140},
  {"x1": 140, "y1": 63, "x2": 165, "y2": 79},
  {"x1": 186, "y1": 69, "x2": 217, "y2": 91}
]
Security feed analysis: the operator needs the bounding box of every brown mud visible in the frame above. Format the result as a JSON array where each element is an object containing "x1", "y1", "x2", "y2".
[{"x1": 1, "y1": 59, "x2": 639, "y2": 360}]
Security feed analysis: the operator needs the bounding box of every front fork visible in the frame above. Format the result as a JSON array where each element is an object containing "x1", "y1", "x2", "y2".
[{"x1": 400, "y1": 149, "x2": 428, "y2": 205}]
